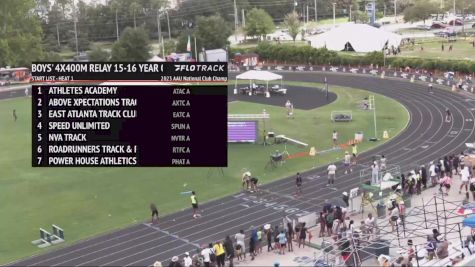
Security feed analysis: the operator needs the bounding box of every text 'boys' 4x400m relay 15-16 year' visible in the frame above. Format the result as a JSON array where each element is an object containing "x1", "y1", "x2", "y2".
[{"x1": 31, "y1": 62, "x2": 228, "y2": 167}]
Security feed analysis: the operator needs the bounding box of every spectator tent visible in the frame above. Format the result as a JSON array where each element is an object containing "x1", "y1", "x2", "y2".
[
  {"x1": 307, "y1": 23, "x2": 402, "y2": 52},
  {"x1": 148, "y1": 55, "x2": 165, "y2": 62},
  {"x1": 234, "y1": 70, "x2": 283, "y2": 96}
]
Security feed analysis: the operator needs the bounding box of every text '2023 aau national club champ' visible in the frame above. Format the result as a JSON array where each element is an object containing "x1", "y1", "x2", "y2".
[{"x1": 31, "y1": 62, "x2": 228, "y2": 167}]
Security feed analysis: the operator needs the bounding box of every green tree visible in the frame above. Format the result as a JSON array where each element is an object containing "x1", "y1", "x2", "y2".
[
  {"x1": 403, "y1": 1, "x2": 438, "y2": 24},
  {"x1": 245, "y1": 8, "x2": 275, "y2": 40},
  {"x1": 354, "y1": 10, "x2": 369, "y2": 23},
  {"x1": 283, "y1": 11, "x2": 301, "y2": 43},
  {"x1": 195, "y1": 15, "x2": 232, "y2": 50},
  {"x1": 111, "y1": 27, "x2": 150, "y2": 61},
  {"x1": 0, "y1": 0, "x2": 44, "y2": 66},
  {"x1": 88, "y1": 47, "x2": 110, "y2": 61}
]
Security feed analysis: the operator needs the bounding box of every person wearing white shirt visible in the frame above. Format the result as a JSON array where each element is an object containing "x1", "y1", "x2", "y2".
[
  {"x1": 429, "y1": 161, "x2": 437, "y2": 187},
  {"x1": 235, "y1": 230, "x2": 246, "y2": 259},
  {"x1": 327, "y1": 164, "x2": 337, "y2": 186},
  {"x1": 201, "y1": 246, "x2": 213, "y2": 267},
  {"x1": 332, "y1": 130, "x2": 338, "y2": 148},
  {"x1": 344, "y1": 151, "x2": 352, "y2": 174},
  {"x1": 460, "y1": 166, "x2": 470, "y2": 194},
  {"x1": 371, "y1": 162, "x2": 380, "y2": 185},
  {"x1": 183, "y1": 252, "x2": 192, "y2": 267}
]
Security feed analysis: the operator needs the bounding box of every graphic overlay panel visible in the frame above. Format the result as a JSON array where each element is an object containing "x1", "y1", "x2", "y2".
[{"x1": 32, "y1": 63, "x2": 227, "y2": 167}]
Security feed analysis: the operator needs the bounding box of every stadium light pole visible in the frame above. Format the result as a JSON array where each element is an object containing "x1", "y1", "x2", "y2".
[
  {"x1": 373, "y1": 97, "x2": 378, "y2": 139},
  {"x1": 349, "y1": 5, "x2": 352, "y2": 22},
  {"x1": 234, "y1": 0, "x2": 238, "y2": 42},
  {"x1": 116, "y1": 9, "x2": 119, "y2": 41},
  {"x1": 453, "y1": 0, "x2": 456, "y2": 27},
  {"x1": 332, "y1": 3, "x2": 336, "y2": 27},
  {"x1": 394, "y1": 0, "x2": 397, "y2": 23},
  {"x1": 314, "y1": 0, "x2": 317, "y2": 22},
  {"x1": 72, "y1": 0, "x2": 79, "y2": 56},
  {"x1": 166, "y1": 10, "x2": 171, "y2": 40}
]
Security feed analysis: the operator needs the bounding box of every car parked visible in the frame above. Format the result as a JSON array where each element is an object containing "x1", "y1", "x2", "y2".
[{"x1": 431, "y1": 21, "x2": 448, "y2": 29}]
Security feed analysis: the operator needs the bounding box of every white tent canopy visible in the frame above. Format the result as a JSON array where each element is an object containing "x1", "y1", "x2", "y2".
[
  {"x1": 236, "y1": 70, "x2": 282, "y2": 81},
  {"x1": 148, "y1": 55, "x2": 165, "y2": 62},
  {"x1": 307, "y1": 23, "x2": 402, "y2": 53},
  {"x1": 234, "y1": 70, "x2": 283, "y2": 97}
]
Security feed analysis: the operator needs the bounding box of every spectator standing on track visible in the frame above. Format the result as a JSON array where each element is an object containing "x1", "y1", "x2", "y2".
[
  {"x1": 278, "y1": 230, "x2": 287, "y2": 255},
  {"x1": 326, "y1": 211, "x2": 334, "y2": 237},
  {"x1": 352, "y1": 143, "x2": 358, "y2": 165},
  {"x1": 344, "y1": 151, "x2": 352, "y2": 174},
  {"x1": 420, "y1": 165, "x2": 428, "y2": 189},
  {"x1": 327, "y1": 163, "x2": 337, "y2": 187},
  {"x1": 371, "y1": 161, "x2": 380, "y2": 185},
  {"x1": 342, "y1": 192, "x2": 349, "y2": 207},
  {"x1": 415, "y1": 170, "x2": 422, "y2": 195},
  {"x1": 319, "y1": 212, "x2": 326, "y2": 237},
  {"x1": 201, "y1": 244, "x2": 214, "y2": 267},
  {"x1": 235, "y1": 243, "x2": 242, "y2": 261},
  {"x1": 274, "y1": 225, "x2": 280, "y2": 251},
  {"x1": 249, "y1": 228, "x2": 257, "y2": 259},
  {"x1": 298, "y1": 222, "x2": 309, "y2": 248},
  {"x1": 380, "y1": 155, "x2": 387, "y2": 173},
  {"x1": 224, "y1": 236, "x2": 234, "y2": 267},
  {"x1": 437, "y1": 158, "x2": 444, "y2": 178},
  {"x1": 444, "y1": 156, "x2": 451, "y2": 177},
  {"x1": 428, "y1": 83, "x2": 433, "y2": 93},
  {"x1": 470, "y1": 176, "x2": 475, "y2": 201},
  {"x1": 234, "y1": 230, "x2": 246, "y2": 260},
  {"x1": 213, "y1": 241, "x2": 226, "y2": 267},
  {"x1": 295, "y1": 172, "x2": 303, "y2": 196},
  {"x1": 332, "y1": 130, "x2": 338, "y2": 148},
  {"x1": 439, "y1": 173, "x2": 452, "y2": 195},
  {"x1": 453, "y1": 154, "x2": 460, "y2": 174},
  {"x1": 191, "y1": 191, "x2": 200, "y2": 218},
  {"x1": 266, "y1": 226, "x2": 273, "y2": 252},
  {"x1": 460, "y1": 166, "x2": 471, "y2": 194},
  {"x1": 150, "y1": 203, "x2": 159, "y2": 224},
  {"x1": 169, "y1": 256, "x2": 182, "y2": 267},
  {"x1": 183, "y1": 252, "x2": 192, "y2": 267},
  {"x1": 429, "y1": 161, "x2": 438, "y2": 187},
  {"x1": 286, "y1": 222, "x2": 294, "y2": 252},
  {"x1": 257, "y1": 227, "x2": 263, "y2": 254}
]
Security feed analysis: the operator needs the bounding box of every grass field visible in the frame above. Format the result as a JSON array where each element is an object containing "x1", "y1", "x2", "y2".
[
  {"x1": 0, "y1": 81, "x2": 409, "y2": 264},
  {"x1": 398, "y1": 37, "x2": 475, "y2": 61}
]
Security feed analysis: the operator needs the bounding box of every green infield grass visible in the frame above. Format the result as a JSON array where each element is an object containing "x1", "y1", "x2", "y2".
[{"x1": 0, "y1": 81, "x2": 408, "y2": 264}]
